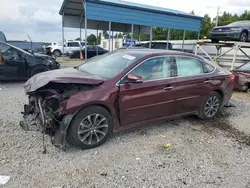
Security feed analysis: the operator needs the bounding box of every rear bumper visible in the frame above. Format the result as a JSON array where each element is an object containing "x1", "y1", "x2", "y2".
[
  {"x1": 210, "y1": 31, "x2": 240, "y2": 41},
  {"x1": 222, "y1": 82, "x2": 234, "y2": 106}
]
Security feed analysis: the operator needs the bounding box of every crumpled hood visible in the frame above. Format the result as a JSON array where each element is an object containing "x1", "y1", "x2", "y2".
[{"x1": 24, "y1": 67, "x2": 105, "y2": 93}]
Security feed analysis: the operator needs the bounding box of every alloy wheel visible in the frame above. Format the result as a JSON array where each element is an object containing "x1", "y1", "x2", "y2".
[
  {"x1": 77, "y1": 114, "x2": 108, "y2": 145},
  {"x1": 240, "y1": 32, "x2": 247, "y2": 42},
  {"x1": 205, "y1": 96, "x2": 220, "y2": 118}
]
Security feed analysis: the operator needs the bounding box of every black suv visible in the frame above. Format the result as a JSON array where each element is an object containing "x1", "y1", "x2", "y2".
[{"x1": 0, "y1": 41, "x2": 60, "y2": 80}]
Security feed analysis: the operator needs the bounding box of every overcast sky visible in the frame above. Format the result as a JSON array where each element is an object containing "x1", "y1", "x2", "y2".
[{"x1": 0, "y1": 0, "x2": 249, "y2": 42}]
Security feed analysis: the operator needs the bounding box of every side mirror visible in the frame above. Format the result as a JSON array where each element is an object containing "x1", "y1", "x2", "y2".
[{"x1": 126, "y1": 74, "x2": 143, "y2": 83}]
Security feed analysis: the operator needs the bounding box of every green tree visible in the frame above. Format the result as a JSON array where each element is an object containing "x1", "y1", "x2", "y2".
[
  {"x1": 103, "y1": 30, "x2": 109, "y2": 39},
  {"x1": 87, "y1": 34, "x2": 97, "y2": 45},
  {"x1": 239, "y1": 10, "x2": 250, "y2": 20},
  {"x1": 75, "y1": 37, "x2": 81, "y2": 41},
  {"x1": 118, "y1": 33, "x2": 123, "y2": 38},
  {"x1": 200, "y1": 14, "x2": 213, "y2": 39}
]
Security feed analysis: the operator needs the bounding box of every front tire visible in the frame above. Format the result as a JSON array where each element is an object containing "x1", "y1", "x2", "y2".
[
  {"x1": 68, "y1": 106, "x2": 113, "y2": 149},
  {"x1": 198, "y1": 92, "x2": 221, "y2": 120},
  {"x1": 240, "y1": 31, "x2": 248, "y2": 42}
]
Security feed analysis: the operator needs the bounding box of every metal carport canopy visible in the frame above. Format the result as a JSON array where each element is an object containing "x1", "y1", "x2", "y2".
[
  {"x1": 59, "y1": 0, "x2": 203, "y2": 32},
  {"x1": 59, "y1": 0, "x2": 203, "y2": 59}
]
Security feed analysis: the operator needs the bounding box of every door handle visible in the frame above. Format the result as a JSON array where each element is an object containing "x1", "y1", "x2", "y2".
[
  {"x1": 164, "y1": 86, "x2": 174, "y2": 90},
  {"x1": 204, "y1": 80, "x2": 211, "y2": 84}
]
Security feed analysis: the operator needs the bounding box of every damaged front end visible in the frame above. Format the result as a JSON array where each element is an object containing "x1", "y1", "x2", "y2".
[{"x1": 20, "y1": 82, "x2": 99, "y2": 150}]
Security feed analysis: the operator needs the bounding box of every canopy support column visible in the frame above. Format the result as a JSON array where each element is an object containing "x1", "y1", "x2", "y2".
[
  {"x1": 80, "y1": 12, "x2": 83, "y2": 40},
  {"x1": 167, "y1": 28, "x2": 171, "y2": 50},
  {"x1": 131, "y1": 24, "x2": 134, "y2": 46},
  {"x1": 82, "y1": 0, "x2": 87, "y2": 59},
  {"x1": 138, "y1": 26, "x2": 141, "y2": 43},
  {"x1": 149, "y1": 26, "x2": 153, "y2": 49},
  {"x1": 109, "y1": 21, "x2": 111, "y2": 51},
  {"x1": 96, "y1": 21, "x2": 99, "y2": 56},
  {"x1": 112, "y1": 31, "x2": 114, "y2": 51},
  {"x1": 62, "y1": 12, "x2": 64, "y2": 55},
  {"x1": 182, "y1": 30, "x2": 186, "y2": 51}
]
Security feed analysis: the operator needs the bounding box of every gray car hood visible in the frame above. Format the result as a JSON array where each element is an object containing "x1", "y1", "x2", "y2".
[{"x1": 24, "y1": 67, "x2": 105, "y2": 93}]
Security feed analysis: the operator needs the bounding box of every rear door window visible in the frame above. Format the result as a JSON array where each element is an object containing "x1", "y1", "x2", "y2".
[{"x1": 174, "y1": 56, "x2": 204, "y2": 77}]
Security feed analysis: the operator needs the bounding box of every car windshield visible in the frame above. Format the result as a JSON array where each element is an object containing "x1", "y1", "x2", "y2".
[
  {"x1": 238, "y1": 62, "x2": 250, "y2": 72},
  {"x1": 78, "y1": 51, "x2": 143, "y2": 79},
  {"x1": 228, "y1": 21, "x2": 249, "y2": 27},
  {"x1": 0, "y1": 42, "x2": 31, "y2": 55}
]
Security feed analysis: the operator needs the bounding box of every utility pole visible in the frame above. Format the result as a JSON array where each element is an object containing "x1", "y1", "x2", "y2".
[{"x1": 215, "y1": 7, "x2": 219, "y2": 27}]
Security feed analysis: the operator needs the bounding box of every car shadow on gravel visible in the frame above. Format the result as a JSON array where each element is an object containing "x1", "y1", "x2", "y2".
[
  {"x1": 184, "y1": 108, "x2": 250, "y2": 147},
  {"x1": 111, "y1": 106, "x2": 250, "y2": 148}
]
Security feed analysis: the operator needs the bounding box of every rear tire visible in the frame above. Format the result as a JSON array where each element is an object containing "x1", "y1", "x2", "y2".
[
  {"x1": 198, "y1": 92, "x2": 221, "y2": 120},
  {"x1": 30, "y1": 66, "x2": 49, "y2": 77},
  {"x1": 53, "y1": 50, "x2": 61, "y2": 57},
  {"x1": 240, "y1": 31, "x2": 248, "y2": 42},
  {"x1": 247, "y1": 88, "x2": 250, "y2": 94},
  {"x1": 68, "y1": 106, "x2": 113, "y2": 149}
]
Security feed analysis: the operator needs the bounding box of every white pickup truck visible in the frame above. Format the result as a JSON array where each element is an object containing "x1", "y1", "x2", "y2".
[{"x1": 50, "y1": 41, "x2": 86, "y2": 57}]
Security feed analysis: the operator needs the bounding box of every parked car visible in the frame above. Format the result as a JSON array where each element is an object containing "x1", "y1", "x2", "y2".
[
  {"x1": 0, "y1": 41, "x2": 60, "y2": 80},
  {"x1": 132, "y1": 43, "x2": 144, "y2": 47},
  {"x1": 120, "y1": 41, "x2": 172, "y2": 50},
  {"x1": 141, "y1": 41, "x2": 173, "y2": 50},
  {"x1": 210, "y1": 20, "x2": 250, "y2": 43},
  {"x1": 20, "y1": 49, "x2": 234, "y2": 149},
  {"x1": 232, "y1": 61, "x2": 250, "y2": 93},
  {"x1": 66, "y1": 45, "x2": 108, "y2": 59},
  {"x1": 0, "y1": 31, "x2": 6, "y2": 43},
  {"x1": 50, "y1": 41, "x2": 86, "y2": 57}
]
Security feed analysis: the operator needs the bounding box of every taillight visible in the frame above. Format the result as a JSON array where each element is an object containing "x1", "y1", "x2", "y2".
[{"x1": 228, "y1": 73, "x2": 236, "y2": 83}]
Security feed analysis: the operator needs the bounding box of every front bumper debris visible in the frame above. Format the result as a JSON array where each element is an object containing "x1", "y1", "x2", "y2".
[{"x1": 19, "y1": 94, "x2": 74, "y2": 151}]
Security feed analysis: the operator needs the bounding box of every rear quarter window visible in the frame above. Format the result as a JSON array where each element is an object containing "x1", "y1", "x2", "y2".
[
  {"x1": 175, "y1": 56, "x2": 204, "y2": 77},
  {"x1": 204, "y1": 63, "x2": 215, "y2": 73}
]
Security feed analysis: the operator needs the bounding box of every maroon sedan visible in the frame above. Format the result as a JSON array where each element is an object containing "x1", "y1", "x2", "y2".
[{"x1": 20, "y1": 49, "x2": 234, "y2": 149}]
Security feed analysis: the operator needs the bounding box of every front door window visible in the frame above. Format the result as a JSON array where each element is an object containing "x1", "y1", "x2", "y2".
[{"x1": 130, "y1": 56, "x2": 172, "y2": 81}]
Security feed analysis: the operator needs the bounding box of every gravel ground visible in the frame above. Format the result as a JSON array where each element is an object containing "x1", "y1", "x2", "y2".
[{"x1": 0, "y1": 82, "x2": 250, "y2": 188}]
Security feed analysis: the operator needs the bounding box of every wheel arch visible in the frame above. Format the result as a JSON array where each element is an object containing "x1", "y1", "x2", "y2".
[
  {"x1": 67, "y1": 103, "x2": 117, "y2": 130},
  {"x1": 213, "y1": 89, "x2": 224, "y2": 102},
  {"x1": 241, "y1": 29, "x2": 248, "y2": 34},
  {"x1": 29, "y1": 64, "x2": 49, "y2": 77}
]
